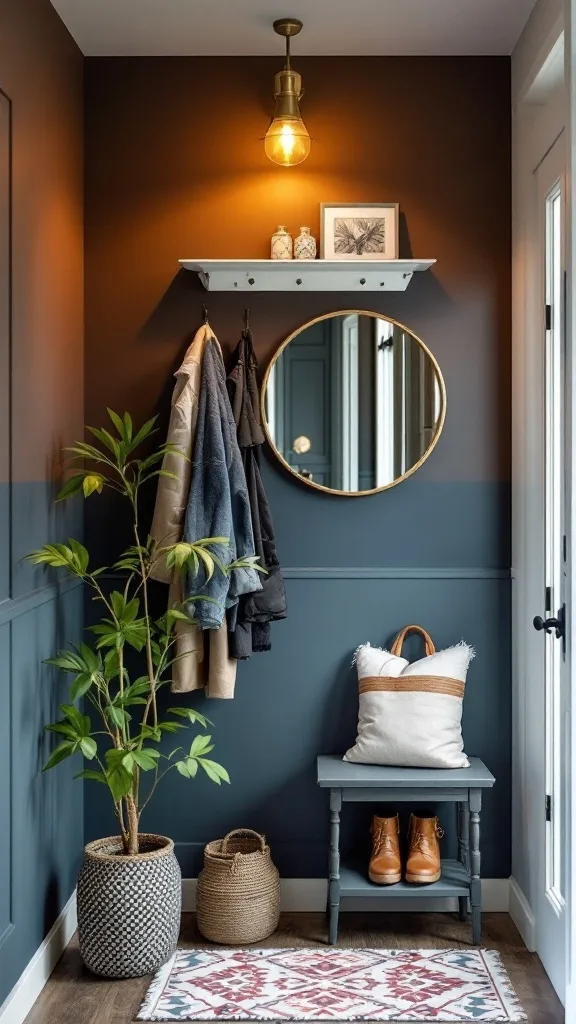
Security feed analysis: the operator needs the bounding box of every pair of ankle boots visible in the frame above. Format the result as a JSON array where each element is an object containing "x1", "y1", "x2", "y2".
[{"x1": 369, "y1": 812, "x2": 443, "y2": 885}]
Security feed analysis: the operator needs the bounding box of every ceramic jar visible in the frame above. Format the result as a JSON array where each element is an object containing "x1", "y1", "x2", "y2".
[
  {"x1": 271, "y1": 225, "x2": 293, "y2": 260},
  {"x1": 294, "y1": 226, "x2": 317, "y2": 260}
]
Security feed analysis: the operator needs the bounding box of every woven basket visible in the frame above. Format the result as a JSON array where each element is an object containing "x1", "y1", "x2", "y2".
[{"x1": 196, "y1": 829, "x2": 280, "y2": 944}]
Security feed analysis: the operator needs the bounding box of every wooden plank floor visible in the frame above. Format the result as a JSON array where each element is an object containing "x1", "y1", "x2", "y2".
[{"x1": 24, "y1": 912, "x2": 564, "y2": 1024}]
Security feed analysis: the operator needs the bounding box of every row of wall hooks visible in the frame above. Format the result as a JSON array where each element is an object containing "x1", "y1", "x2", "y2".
[{"x1": 202, "y1": 304, "x2": 251, "y2": 330}]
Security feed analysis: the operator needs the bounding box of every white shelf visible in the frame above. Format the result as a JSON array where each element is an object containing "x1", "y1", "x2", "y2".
[{"x1": 179, "y1": 258, "x2": 436, "y2": 293}]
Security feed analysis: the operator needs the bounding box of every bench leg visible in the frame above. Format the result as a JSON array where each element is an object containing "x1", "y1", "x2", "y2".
[
  {"x1": 457, "y1": 802, "x2": 470, "y2": 921},
  {"x1": 470, "y1": 789, "x2": 482, "y2": 945},
  {"x1": 328, "y1": 789, "x2": 342, "y2": 945}
]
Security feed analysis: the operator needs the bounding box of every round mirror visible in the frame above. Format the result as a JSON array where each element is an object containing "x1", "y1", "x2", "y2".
[{"x1": 262, "y1": 311, "x2": 446, "y2": 496}]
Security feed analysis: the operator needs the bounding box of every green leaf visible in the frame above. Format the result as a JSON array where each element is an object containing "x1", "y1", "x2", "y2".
[
  {"x1": 106, "y1": 765, "x2": 133, "y2": 803},
  {"x1": 45, "y1": 721, "x2": 77, "y2": 738},
  {"x1": 78, "y1": 643, "x2": 101, "y2": 673},
  {"x1": 105, "y1": 748, "x2": 127, "y2": 768},
  {"x1": 82, "y1": 473, "x2": 105, "y2": 498},
  {"x1": 122, "y1": 752, "x2": 135, "y2": 774},
  {"x1": 168, "y1": 707, "x2": 212, "y2": 728},
  {"x1": 165, "y1": 608, "x2": 192, "y2": 624},
  {"x1": 175, "y1": 760, "x2": 191, "y2": 778},
  {"x1": 107, "y1": 408, "x2": 125, "y2": 436},
  {"x1": 70, "y1": 672, "x2": 94, "y2": 701},
  {"x1": 60, "y1": 704, "x2": 90, "y2": 736},
  {"x1": 132, "y1": 750, "x2": 158, "y2": 771},
  {"x1": 157, "y1": 721, "x2": 186, "y2": 734},
  {"x1": 64, "y1": 441, "x2": 114, "y2": 464},
  {"x1": 124, "y1": 677, "x2": 151, "y2": 699},
  {"x1": 123, "y1": 412, "x2": 133, "y2": 441},
  {"x1": 46, "y1": 649, "x2": 85, "y2": 673},
  {"x1": 74, "y1": 769, "x2": 107, "y2": 784},
  {"x1": 190, "y1": 733, "x2": 212, "y2": 757},
  {"x1": 43, "y1": 741, "x2": 76, "y2": 771},
  {"x1": 167, "y1": 543, "x2": 196, "y2": 571},
  {"x1": 107, "y1": 705, "x2": 130, "y2": 728},
  {"x1": 68, "y1": 539, "x2": 90, "y2": 574},
  {"x1": 86, "y1": 426, "x2": 120, "y2": 458},
  {"x1": 130, "y1": 415, "x2": 158, "y2": 450},
  {"x1": 80, "y1": 737, "x2": 97, "y2": 760},
  {"x1": 185, "y1": 757, "x2": 198, "y2": 778},
  {"x1": 198, "y1": 758, "x2": 230, "y2": 785},
  {"x1": 56, "y1": 474, "x2": 86, "y2": 502},
  {"x1": 123, "y1": 598, "x2": 140, "y2": 623},
  {"x1": 103, "y1": 648, "x2": 121, "y2": 680}
]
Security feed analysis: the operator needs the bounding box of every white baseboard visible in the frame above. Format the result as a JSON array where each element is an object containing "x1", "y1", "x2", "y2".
[
  {"x1": 509, "y1": 876, "x2": 536, "y2": 951},
  {"x1": 182, "y1": 877, "x2": 510, "y2": 914},
  {"x1": 0, "y1": 875, "x2": 512, "y2": 1024},
  {"x1": 0, "y1": 890, "x2": 77, "y2": 1024}
]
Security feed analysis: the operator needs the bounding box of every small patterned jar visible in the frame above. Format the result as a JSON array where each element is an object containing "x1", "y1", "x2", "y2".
[
  {"x1": 271, "y1": 225, "x2": 293, "y2": 260},
  {"x1": 294, "y1": 226, "x2": 317, "y2": 260}
]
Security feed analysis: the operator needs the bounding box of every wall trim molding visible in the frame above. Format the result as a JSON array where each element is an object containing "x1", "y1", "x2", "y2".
[
  {"x1": 281, "y1": 567, "x2": 511, "y2": 580},
  {"x1": 509, "y1": 876, "x2": 536, "y2": 952},
  {"x1": 182, "y1": 877, "x2": 510, "y2": 914},
  {"x1": 0, "y1": 577, "x2": 82, "y2": 627},
  {"x1": 0, "y1": 890, "x2": 77, "y2": 1024}
]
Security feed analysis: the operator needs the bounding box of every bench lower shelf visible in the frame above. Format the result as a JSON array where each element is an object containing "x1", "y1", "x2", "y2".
[{"x1": 339, "y1": 859, "x2": 470, "y2": 898}]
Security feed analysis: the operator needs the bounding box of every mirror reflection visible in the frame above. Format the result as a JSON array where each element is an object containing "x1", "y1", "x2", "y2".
[{"x1": 262, "y1": 312, "x2": 445, "y2": 495}]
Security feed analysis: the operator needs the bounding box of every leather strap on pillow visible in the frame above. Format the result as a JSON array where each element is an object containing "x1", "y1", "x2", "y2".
[
  {"x1": 359, "y1": 675, "x2": 465, "y2": 699},
  {"x1": 391, "y1": 624, "x2": 435, "y2": 658}
]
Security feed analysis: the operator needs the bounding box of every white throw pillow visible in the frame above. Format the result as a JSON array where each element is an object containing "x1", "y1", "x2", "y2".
[{"x1": 344, "y1": 624, "x2": 473, "y2": 769}]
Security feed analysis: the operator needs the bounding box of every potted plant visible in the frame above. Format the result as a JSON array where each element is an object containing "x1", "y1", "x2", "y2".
[{"x1": 27, "y1": 411, "x2": 258, "y2": 978}]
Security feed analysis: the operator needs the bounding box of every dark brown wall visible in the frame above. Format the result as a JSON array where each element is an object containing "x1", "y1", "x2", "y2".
[
  {"x1": 84, "y1": 56, "x2": 511, "y2": 484},
  {"x1": 84, "y1": 56, "x2": 512, "y2": 877},
  {"x1": 0, "y1": 0, "x2": 84, "y2": 1002}
]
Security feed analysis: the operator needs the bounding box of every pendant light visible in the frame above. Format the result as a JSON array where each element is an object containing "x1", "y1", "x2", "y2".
[{"x1": 264, "y1": 18, "x2": 311, "y2": 167}]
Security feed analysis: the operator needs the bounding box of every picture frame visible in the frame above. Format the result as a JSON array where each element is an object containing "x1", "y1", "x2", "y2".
[{"x1": 320, "y1": 202, "x2": 400, "y2": 260}]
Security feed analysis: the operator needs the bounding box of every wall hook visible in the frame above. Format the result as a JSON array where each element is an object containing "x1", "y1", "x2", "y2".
[
  {"x1": 201, "y1": 303, "x2": 209, "y2": 324},
  {"x1": 243, "y1": 306, "x2": 250, "y2": 332}
]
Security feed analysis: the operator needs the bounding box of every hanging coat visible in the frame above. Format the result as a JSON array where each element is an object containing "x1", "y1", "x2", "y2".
[
  {"x1": 149, "y1": 324, "x2": 237, "y2": 698},
  {"x1": 183, "y1": 337, "x2": 262, "y2": 629},
  {"x1": 226, "y1": 328, "x2": 287, "y2": 658}
]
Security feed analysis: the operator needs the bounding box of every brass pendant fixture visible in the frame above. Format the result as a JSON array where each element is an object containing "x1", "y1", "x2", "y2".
[{"x1": 264, "y1": 18, "x2": 311, "y2": 167}]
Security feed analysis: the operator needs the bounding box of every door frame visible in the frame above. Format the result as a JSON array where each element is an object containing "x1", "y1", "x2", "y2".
[
  {"x1": 565, "y1": 2, "x2": 576, "y2": 1015},
  {"x1": 533, "y1": 135, "x2": 569, "y2": 998},
  {"x1": 511, "y1": 6, "x2": 569, "y2": 1002}
]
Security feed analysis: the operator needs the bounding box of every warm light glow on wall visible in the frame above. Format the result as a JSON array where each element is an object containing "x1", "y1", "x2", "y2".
[{"x1": 265, "y1": 19, "x2": 311, "y2": 167}]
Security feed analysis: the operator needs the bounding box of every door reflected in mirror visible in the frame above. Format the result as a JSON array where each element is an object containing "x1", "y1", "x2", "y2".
[{"x1": 262, "y1": 311, "x2": 446, "y2": 496}]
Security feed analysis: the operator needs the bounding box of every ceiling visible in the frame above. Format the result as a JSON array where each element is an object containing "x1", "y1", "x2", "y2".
[{"x1": 50, "y1": 0, "x2": 538, "y2": 57}]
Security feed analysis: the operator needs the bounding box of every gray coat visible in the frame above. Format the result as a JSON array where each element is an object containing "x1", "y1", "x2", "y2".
[{"x1": 183, "y1": 338, "x2": 261, "y2": 629}]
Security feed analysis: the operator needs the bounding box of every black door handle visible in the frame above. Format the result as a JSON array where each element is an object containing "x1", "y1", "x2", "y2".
[{"x1": 533, "y1": 606, "x2": 565, "y2": 640}]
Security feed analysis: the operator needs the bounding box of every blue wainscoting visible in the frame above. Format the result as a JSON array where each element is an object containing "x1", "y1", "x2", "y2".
[
  {"x1": 84, "y1": 567, "x2": 510, "y2": 881},
  {"x1": 0, "y1": 571, "x2": 84, "y2": 1004}
]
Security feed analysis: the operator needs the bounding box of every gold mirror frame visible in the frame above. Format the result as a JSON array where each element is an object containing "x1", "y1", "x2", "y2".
[{"x1": 261, "y1": 310, "x2": 447, "y2": 497}]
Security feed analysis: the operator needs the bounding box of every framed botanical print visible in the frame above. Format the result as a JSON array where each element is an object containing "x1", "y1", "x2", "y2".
[{"x1": 320, "y1": 202, "x2": 399, "y2": 260}]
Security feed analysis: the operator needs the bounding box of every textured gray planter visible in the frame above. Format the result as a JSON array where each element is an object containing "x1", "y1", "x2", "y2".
[{"x1": 77, "y1": 834, "x2": 181, "y2": 978}]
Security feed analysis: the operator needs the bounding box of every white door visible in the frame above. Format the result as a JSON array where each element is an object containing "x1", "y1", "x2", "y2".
[{"x1": 534, "y1": 134, "x2": 569, "y2": 1001}]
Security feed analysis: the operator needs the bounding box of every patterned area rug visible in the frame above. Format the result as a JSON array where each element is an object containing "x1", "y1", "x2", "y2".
[{"x1": 137, "y1": 947, "x2": 527, "y2": 1021}]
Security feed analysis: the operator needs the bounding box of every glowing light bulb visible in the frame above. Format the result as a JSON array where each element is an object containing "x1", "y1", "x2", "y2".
[{"x1": 264, "y1": 116, "x2": 311, "y2": 167}]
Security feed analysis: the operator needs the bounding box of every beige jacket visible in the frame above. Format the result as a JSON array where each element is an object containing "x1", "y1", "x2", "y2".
[{"x1": 150, "y1": 323, "x2": 237, "y2": 698}]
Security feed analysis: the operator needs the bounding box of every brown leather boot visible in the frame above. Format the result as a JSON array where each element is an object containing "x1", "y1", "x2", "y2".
[
  {"x1": 405, "y1": 813, "x2": 443, "y2": 884},
  {"x1": 369, "y1": 814, "x2": 401, "y2": 884}
]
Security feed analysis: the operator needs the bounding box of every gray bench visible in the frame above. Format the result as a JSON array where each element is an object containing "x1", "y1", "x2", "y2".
[{"x1": 316, "y1": 755, "x2": 496, "y2": 945}]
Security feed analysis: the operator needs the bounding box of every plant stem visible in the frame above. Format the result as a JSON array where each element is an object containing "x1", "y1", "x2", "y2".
[
  {"x1": 125, "y1": 794, "x2": 139, "y2": 854},
  {"x1": 132, "y1": 519, "x2": 158, "y2": 730},
  {"x1": 116, "y1": 801, "x2": 129, "y2": 850}
]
